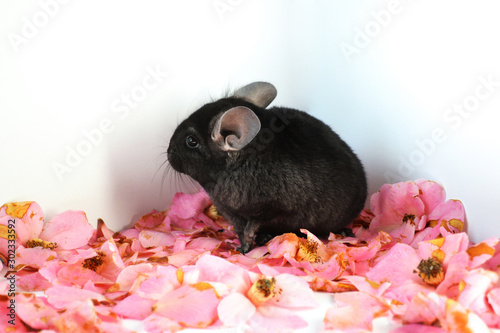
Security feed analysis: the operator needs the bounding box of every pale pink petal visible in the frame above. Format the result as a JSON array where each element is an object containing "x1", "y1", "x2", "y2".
[
  {"x1": 248, "y1": 305, "x2": 309, "y2": 332},
  {"x1": 0, "y1": 299, "x2": 29, "y2": 332},
  {"x1": 17, "y1": 294, "x2": 59, "y2": 330},
  {"x1": 483, "y1": 240, "x2": 500, "y2": 271},
  {"x1": 56, "y1": 263, "x2": 113, "y2": 286},
  {"x1": 345, "y1": 232, "x2": 389, "y2": 262},
  {"x1": 442, "y1": 299, "x2": 492, "y2": 333},
  {"x1": 312, "y1": 255, "x2": 346, "y2": 281},
  {"x1": 167, "y1": 249, "x2": 201, "y2": 268},
  {"x1": 466, "y1": 238, "x2": 498, "y2": 269},
  {"x1": 65, "y1": 248, "x2": 97, "y2": 264},
  {"x1": 402, "y1": 292, "x2": 444, "y2": 325},
  {"x1": 39, "y1": 210, "x2": 93, "y2": 250},
  {"x1": 135, "y1": 275, "x2": 175, "y2": 300},
  {"x1": 269, "y1": 273, "x2": 318, "y2": 309},
  {"x1": 143, "y1": 313, "x2": 183, "y2": 333},
  {"x1": 196, "y1": 254, "x2": 251, "y2": 294},
  {"x1": 325, "y1": 291, "x2": 389, "y2": 331},
  {"x1": 436, "y1": 252, "x2": 469, "y2": 299},
  {"x1": 385, "y1": 281, "x2": 434, "y2": 305},
  {"x1": 366, "y1": 243, "x2": 421, "y2": 286},
  {"x1": 427, "y1": 199, "x2": 466, "y2": 224},
  {"x1": 51, "y1": 299, "x2": 100, "y2": 332},
  {"x1": 139, "y1": 230, "x2": 176, "y2": 248},
  {"x1": 343, "y1": 276, "x2": 391, "y2": 298},
  {"x1": 173, "y1": 237, "x2": 187, "y2": 252},
  {"x1": 87, "y1": 239, "x2": 125, "y2": 282},
  {"x1": 134, "y1": 209, "x2": 171, "y2": 232},
  {"x1": 169, "y1": 190, "x2": 211, "y2": 220},
  {"x1": 304, "y1": 275, "x2": 357, "y2": 293},
  {"x1": 370, "y1": 182, "x2": 425, "y2": 233},
  {"x1": 417, "y1": 232, "x2": 469, "y2": 269},
  {"x1": 1, "y1": 201, "x2": 44, "y2": 242},
  {"x1": 487, "y1": 287, "x2": 500, "y2": 315},
  {"x1": 97, "y1": 321, "x2": 135, "y2": 333},
  {"x1": 14, "y1": 245, "x2": 57, "y2": 269},
  {"x1": 16, "y1": 271, "x2": 53, "y2": 292},
  {"x1": 186, "y1": 237, "x2": 222, "y2": 252},
  {"x1": 154, "y1": 285, "x2": 220, "y2": 328},
  {"x1": 107, "y1": 263, "x2": 156, "y2": 293},
  {"x1": 88, "y1": 218, "x2": 117, "y2": 244},
  {"x1": 458, "y1": 269, "x2": 498, "y2": 315},
  {"x1": 46, "y1": 285, "x2": 107, "y2": 308},
  {"x1": 113, "y1": 294, "x2": 155, "y2": 320},
  {"x1": 218, "y1": 292, "x2": 256, "y2": 327},
  {"x1": 387, "y1": 221, "x2": 416, "y2": 246},
  {"x1": 414, "y1": 179, "x2": 447, "y2": 215},
  {"x1": 256, "y1": 263, "x2": 306, "y2": 277}
]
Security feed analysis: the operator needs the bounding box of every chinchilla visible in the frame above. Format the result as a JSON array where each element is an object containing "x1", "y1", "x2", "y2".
[{"x1": 167, "y1": 82, "x2": 367, "y2": 253}]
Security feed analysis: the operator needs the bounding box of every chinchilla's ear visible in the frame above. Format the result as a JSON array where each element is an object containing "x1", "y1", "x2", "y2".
[
  {"x1": 211, "y1": 106, "x2": 261, "y2": 151},
  {"x1": 233, "y1": 82, "x2": 277, "y2": 108}
]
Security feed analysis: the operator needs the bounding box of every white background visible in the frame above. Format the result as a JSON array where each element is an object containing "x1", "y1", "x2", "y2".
[{"x1": 1, "y1": 0, "x2": 499, "y2": 244}]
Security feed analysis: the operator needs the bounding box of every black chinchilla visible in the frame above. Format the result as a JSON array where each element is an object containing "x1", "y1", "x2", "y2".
[{"x1": 167, "y1": 82, "x2": 367, "y2": 253}]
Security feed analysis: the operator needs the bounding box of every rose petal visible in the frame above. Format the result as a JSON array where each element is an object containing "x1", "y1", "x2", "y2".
[
  {"x1": 46, "y1": 285, "x2": 107, "y2": 308},
  {"x1": 154, "y1": 285, "x2": 219, "y2": 328},
  {"x1": 169, "y1": 190, "x2": 211, "y2": 220},
  {"x1": 269, "y1": 274, "x2": 318, "y2": 309},
  {"x1": 113, "y1": 294, "x2": 155, "y2": 320},
  {"x1": 39, "y1": 210, "x2": 93, "y2": 250},
  {"x1": 249, "y1": 305, "x2": 309, "y2": 332},
  {"x1": 366, "y1": 243, "x2": 421, "y2": 286},
  {"x1": 325, "y1": 291, "x2": 390, "y2": 331},
  {"x1": 14, "y1": 245, "x2": 57, "y2": 269},
  {"x1": 196, "y1": 254, "x2": 251, "y2": 294},
  {"x1": 139, "y1": 230, "x2": 176, "y2": 248},
  {"x1": 218, "y1": 292, "x2": 256, "y2": 327},
  {"x1": 414, "y1": 179, "x2": 447, "y2": 215}
]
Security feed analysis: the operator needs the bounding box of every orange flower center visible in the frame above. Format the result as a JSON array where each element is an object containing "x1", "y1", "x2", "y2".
[
  {"x1": 83, "y1": 251, "x2": 105, "y2": 271},
  {"x1": 297, "y1": 239, "x2": 321, "y2": 263},
  {"x1": 415, "y1": 258, "x2": 445, "y2": 286},
  {"x1": 247, "y1": 277, "x2": 277, "y2": 306},
  {"x1": 26, "y1": 238, "x2": 58, "y2": 250}
]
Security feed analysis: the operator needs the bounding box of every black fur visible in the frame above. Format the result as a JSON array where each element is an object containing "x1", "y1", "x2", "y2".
[{"x1": 167, "y1": 86, "x2": 367, "y2": 253}]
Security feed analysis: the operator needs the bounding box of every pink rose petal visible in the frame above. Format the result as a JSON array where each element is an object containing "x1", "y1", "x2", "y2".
[
  {"x1": 143, "y1": 313, "x2": 183, "y2": 333},
  {"x1": 196, "y1": 254, "x2": 251, "y2": 294},
  {"x1": 113, "y1": 294, "x2": 155, "y2": 320},
  {"x1": 14, "y1": 245, "x2": 57, "y2": 269},
  {"x1": 39, "y1": 210, "x2": 93, "y2": 250},
  {"x1": 169, "y1": 190, "x2": 211, "y2": 220},
  {"x1": 325, "y1": 291, "x2": 390, "y2": 331},
  {"x1": 369, "y1": 182, "x2": 425, "y2": 233},
  {"x1": 46, "y1": 285, "x2": 107, "y2": 308},
  {"x1": 139, "y1": 229, "x2": 176, "y2": 248},
  {"x1": 218, "y1": 292, "x2": 256, "y2": 327},
  {"x1": 366, "y1": 243, "x2": 421, "y2": 286},
  {"x1": 154, "y1": 284, "x2": 220, "y2": 328},
  {"x1": 248, "y1": 305, "x2": 309, "y2": 332},
  {"x1": 17, "y1": 294, "x2": 59, "y2": 330},
  {"x1": 487, "y1": 288, "x2": 500, "y2": 315}
]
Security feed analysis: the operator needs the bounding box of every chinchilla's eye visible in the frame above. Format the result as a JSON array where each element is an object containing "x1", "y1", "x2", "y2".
[{"x1": 185, "y1": 135, "x2": 200, "y2": 148}]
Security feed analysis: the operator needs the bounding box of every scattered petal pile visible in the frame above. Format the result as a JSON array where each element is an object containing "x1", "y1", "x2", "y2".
[{"x1": 1, "y1": 180, "x2": 499, "y2": 332}]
